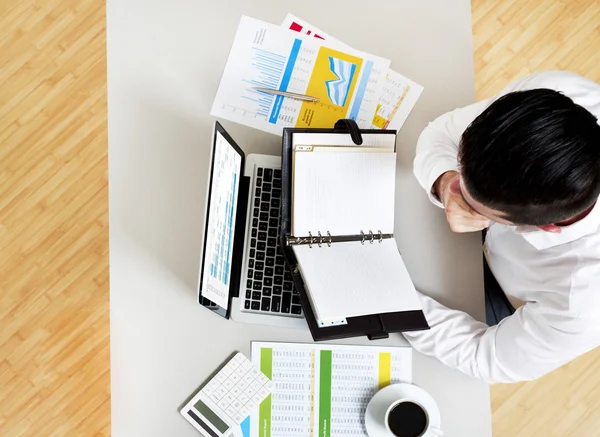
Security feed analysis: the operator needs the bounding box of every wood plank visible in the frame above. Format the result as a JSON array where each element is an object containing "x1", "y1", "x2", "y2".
[{"x1": 0, "y1": 0, "x2": 109, "y2": 435}]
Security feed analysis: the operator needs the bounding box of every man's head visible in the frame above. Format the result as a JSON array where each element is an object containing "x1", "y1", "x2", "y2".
[{"x1": 458, "y1": 89, "x2": 600, "y2": 228}]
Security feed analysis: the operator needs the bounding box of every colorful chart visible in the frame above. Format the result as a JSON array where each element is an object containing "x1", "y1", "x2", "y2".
[
  {"x1": 282, "y1": 14, "x2": 423, "y2": 131},
  {"x1": 244, "y1": 47, "x2": 288, "y2": 118},
  {"x1": 295, "y1": 46, "x2": 366, "y2": 129},
  {"x1": 326, "y1": 57, "x2": 357, "y2": 106},
  {"x1": 250, "y1": 342, "x2": 412, "y2": 437},
  {"x1": 371, "y1": 70, "x2": 422, "y2": 130},
  {"x1": 211, "y1": 16, "x2": 389, "y2": 135}
]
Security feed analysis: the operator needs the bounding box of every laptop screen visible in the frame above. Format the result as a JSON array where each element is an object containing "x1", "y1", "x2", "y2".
[{"x1": 200, "y1": 129, "x2": 243, "y2": 310}]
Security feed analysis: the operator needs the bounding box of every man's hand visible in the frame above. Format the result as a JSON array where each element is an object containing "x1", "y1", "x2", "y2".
[{"x1": 433, "y1": 171, "x2": 491, "y2": 233}]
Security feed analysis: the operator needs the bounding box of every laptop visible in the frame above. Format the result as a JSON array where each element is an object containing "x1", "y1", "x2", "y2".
[{"x1": 197, "y1": 121, "x2": 306, "y2": 329}]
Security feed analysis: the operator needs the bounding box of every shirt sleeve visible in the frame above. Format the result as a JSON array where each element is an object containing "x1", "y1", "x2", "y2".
[
  {"x1": 413, "y1": 100, "x2": 491, "y2": 206},
  {"x1": 403, "y1": 292, "x2": 599, "y2": 383}
]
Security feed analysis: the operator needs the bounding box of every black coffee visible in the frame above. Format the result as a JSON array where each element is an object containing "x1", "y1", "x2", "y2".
[{"x1": 387, "y1": 401, "x2": 428, "y2": 437}]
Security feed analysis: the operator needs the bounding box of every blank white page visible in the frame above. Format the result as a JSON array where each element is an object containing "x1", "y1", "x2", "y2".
[
  {"x1": 292, "y1": 150, "x2": 396, "y2": 237},
  {"x1": 292, "y1": 239, "x2": 422, "y2": 321}
]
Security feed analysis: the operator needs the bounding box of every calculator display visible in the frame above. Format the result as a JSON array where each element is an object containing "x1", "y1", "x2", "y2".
[{"x1": 194, "y1": 399, "x2": 230, "y2": 434}]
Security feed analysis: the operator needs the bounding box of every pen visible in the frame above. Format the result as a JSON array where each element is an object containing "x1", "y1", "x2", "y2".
[{"x1": 252, "y1": 87, "x2": 320, "y2": 103}]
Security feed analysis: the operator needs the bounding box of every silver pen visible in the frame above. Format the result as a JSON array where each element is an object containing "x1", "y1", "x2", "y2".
[{"x1": 252, "y1": 87, "x2": 320, "y2": 102}]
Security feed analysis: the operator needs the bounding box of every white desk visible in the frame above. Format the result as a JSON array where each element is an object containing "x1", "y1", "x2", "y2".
[{"x1": 107, "y1": 1, "x2": 491, "y2": 435}]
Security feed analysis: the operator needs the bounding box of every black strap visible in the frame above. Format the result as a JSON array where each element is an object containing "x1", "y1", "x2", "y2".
[
  {"x1": 334, "y1": 119, "x2": 363, "y2": 145},
  {"x1": 366, "y1": 314, "x2": 389, "y2": 340},
  {"x1": 367, "y1": 331, "x2": 389, "y2": 341}
]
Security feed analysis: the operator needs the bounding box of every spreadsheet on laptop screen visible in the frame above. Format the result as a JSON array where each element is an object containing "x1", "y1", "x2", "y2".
[{"x1": 201, "y1": 131, "x2": 243, "y2": 309}]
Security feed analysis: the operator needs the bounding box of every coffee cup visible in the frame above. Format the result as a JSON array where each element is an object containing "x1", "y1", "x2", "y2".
[{"x1": 384, "y1": 398, "x2": 430, "y2": 437}]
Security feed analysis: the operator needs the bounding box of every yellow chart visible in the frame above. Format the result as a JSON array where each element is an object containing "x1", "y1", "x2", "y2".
[{"x1": 295, "y1": 47, "x2": 363, "y2": 128}]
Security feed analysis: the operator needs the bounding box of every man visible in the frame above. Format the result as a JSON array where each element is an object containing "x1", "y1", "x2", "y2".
[{"x1": 403, "y1": 71, "x2": 600, "y2": 383}]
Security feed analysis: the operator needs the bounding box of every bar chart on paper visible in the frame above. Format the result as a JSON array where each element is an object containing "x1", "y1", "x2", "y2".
[
  {"x1": 201, "y1": 132, "x2": 242, "y2": 309},
  {"x1": 238, "y1": 40, "x2": 310, "y2": 126},
  {"x1": 250, "y1": 342, "x2": 412, "y2": 437},
  {"x1": 246, "y1": 48, "x2": 285, "y2": 118},
  {"x1": 211, "y1": 16, "x2": 390, "y2": 135}
]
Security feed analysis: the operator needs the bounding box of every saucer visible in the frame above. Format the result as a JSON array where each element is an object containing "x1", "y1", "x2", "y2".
[{"x1": 364, "y1": 383, "x2": 441, "y2": 437}]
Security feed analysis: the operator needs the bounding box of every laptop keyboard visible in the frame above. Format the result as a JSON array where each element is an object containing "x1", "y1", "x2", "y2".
[{"x1": 243, "y1": 166, "x2": 303, "y2": 317}]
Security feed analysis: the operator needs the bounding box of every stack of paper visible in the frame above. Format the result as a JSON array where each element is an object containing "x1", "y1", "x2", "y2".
[{"x1": 211, "y1": 14, "x2": 423, "y2": 135}]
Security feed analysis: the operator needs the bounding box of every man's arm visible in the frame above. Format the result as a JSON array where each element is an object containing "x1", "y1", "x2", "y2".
[{"x1": 403, "y1": 292, "x2": 598, "y2": 383}]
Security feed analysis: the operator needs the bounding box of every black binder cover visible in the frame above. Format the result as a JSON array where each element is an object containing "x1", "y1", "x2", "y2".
[{"x1": 280, "y1": 120, "x2": 430, "y2": 342}]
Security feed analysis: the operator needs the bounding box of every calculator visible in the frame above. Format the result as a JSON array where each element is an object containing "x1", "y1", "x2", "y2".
[{"x1": 180, "y1": 352, "x2": 272, "y2": 437}]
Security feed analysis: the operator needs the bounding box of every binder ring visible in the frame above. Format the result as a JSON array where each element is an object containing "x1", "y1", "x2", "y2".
[
  {"x1": 308, "y1": 231, "x2": 313, "y2": 249},
  {"x1": 317, "y1": 231, "x2": 322, "y2": 248},
  {"x1": 360, "y1": 230, "x2": 365, "y2": 245},
  {"x1": 378, "y1": 230, "x2": 383, "y2": 243},
  {"x1": 327, "y1": 231, "x2": 332, "y2": 247},
  {"x1": 369, "y1": 230, "x2": 374, "y2": 244}
]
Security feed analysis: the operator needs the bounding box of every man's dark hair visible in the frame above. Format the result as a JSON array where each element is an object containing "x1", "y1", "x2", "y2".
[{"x1": 459, "y1": 88, "x2": 600, "y2": 225}]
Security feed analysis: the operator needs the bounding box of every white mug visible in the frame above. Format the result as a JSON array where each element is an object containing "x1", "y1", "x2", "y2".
[{"x1": 384, "y1": 398, "x2": 441, "y2": 437}]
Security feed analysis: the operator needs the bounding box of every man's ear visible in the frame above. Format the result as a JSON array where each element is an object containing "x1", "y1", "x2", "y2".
[
  {"x1": 449, "y1": 177, "x2": 462, "y2": 195},
  {"x1": 538, "y1": 224, "x2": 562, "y2": 233}
]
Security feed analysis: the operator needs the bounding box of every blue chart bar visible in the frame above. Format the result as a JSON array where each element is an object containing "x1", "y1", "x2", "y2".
[
  {"x1": 269, "y1": 39, "x2": 302, "y2": 124},
  {"x1": 349, "y1": 60, "x2": 373, "y2": 120},
  {"x1": 212, "y1": 250, "x2": 218, "y2": 278},
  {"x1": 224, "y1": 173, "x2": 237, "y2": 285},
  {"x1": 243, "y1": 48, "x2": 287, "y2": 118},
  {"x1": 211, "y1": 245, "x2": 218, "y2": 278},
  {"x1": 220, "y1": 201, "x2": 228, "y2": 282}
]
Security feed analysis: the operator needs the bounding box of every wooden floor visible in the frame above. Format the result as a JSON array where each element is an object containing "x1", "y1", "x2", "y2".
[{"x1": 0, "y1": 0, "x2": 598, "y2": 435}]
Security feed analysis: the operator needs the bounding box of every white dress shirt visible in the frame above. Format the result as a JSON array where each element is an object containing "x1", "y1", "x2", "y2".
[{"x1": 406, "y1": 71, "x2": 600, "y2": 383}]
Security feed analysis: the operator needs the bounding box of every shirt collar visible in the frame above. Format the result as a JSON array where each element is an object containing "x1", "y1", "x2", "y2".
[{"x1": 510, "y1": 199, "x2": 600, "y2": 250}]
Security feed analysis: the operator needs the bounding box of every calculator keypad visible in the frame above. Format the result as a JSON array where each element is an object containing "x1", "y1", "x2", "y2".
[{"x1": 200, "y1": 352, "x2": 272, "y2": 425}]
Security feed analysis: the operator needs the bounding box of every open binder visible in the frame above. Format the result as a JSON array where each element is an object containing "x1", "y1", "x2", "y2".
[{"x1": 280, "y1": 119, "x2": 430, "y2": 342}]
